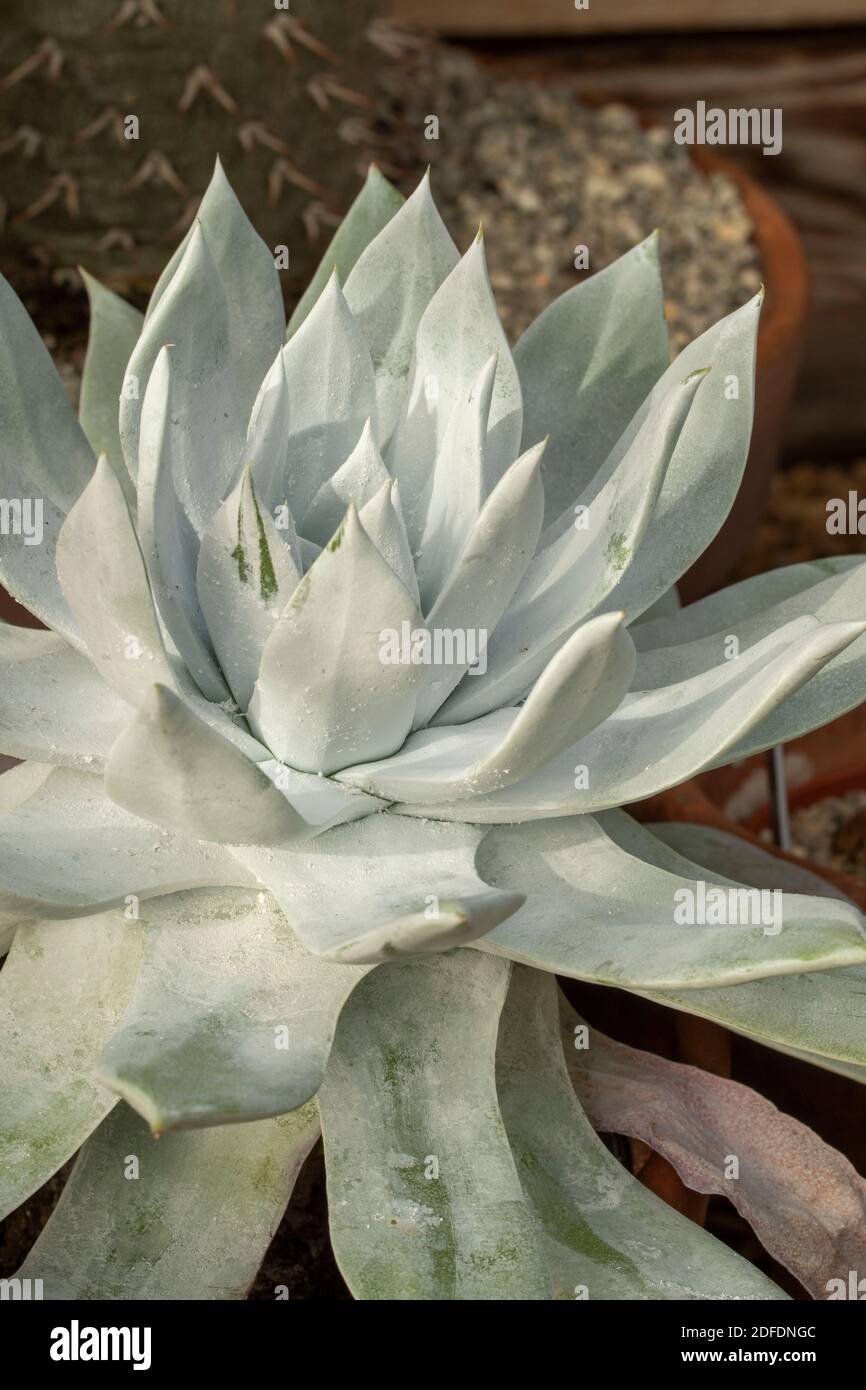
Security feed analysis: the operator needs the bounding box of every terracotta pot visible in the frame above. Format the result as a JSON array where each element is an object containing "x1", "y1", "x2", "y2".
[{"x1": 679, "y1": 149, "x2": 809, "y2": 603}]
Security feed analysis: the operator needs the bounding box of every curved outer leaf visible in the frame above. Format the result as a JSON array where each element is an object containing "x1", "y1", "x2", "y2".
[
  {"x1": 342, "y1": 614, "x2": 636, "y2": 804},
  {"x1": 0, "y1": 913, "x2": 143, "y2": 1220},
  {"x1": 231, "y1": 813, "x2": 523, "y2": 963},
  {"x1": 288, "y1": 165, "x2": 404, "y2": 337},
  {"x1": 644, "y1": 820, "x2": 853, "y2": 900},
  {"x1": 497, "y1": 966, "x2": 785, "y2": 1300},
  {"x1": 96, "y1": 888, "x2": 368, "y2": 1132},
  {"x1": 125, "y1": 159, "x2": 284, "y2": 490},
  {"x1": 319, "y1": 950, "x2": 552, "y2": 1300},
  {"x1": 343, "y1": 172, "x2": 460, "y2": 444},
  {"x1": 0, "y1": 762, "x2": 254, "y2": 919},
  {"x1": 248, "y1": 504, "x2": 423, "y2": 775},
  {"x1": 562, "y1": 1007, "x2": 866, "y2": 1300},
  {"x1": 443, "y1": 369, "x2": 704, "y2": 722},
  {"x1": 105, "y1": 684, "x2": 313, "y2": 846},
  {"x1": 471, "y1": 814, "x2": 866, "y2": 989},
  {"x1": 138, "y1": 347, "x2": 230, "y2": 702},
  {"x1": 55, "y1": 455, "x2": 175, "y2": 706},
  {"x1": 397, "y1": 617, "x2": 865, "y2": 821},
  {"x1": 196, "y1": 467, "x2": 301, "y2": 709},
  {"x1": 78, "y1": 270, "x2": 143, "y2": 508},
  {"x1": 634, "y1": 557, "x2": 866, "y2": 764},
  {"x1": 0, "y1": 623, "x2": 129, "y2": 770},
  {"x1": 387, "y1": 236, "x2": 523, "y2": 548},
  {"x1": 19, "y1": 1099, "x2": 319, "y2": 1300},
  {"x1": 601, "y1": 292, "x2": 762, "y2": 622},
  {"x1": 0, "y1": 273, "x2": 95, "y2": 640},
  {"x1": 514, "y1": 234, "x2": 669, "y2": 527},
  {"x1": 619, "y1": 817, "x2": 866, "y2": 1076}
]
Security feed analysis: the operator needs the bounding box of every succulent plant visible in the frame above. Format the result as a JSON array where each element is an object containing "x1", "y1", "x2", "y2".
[{"x1": 3, "y1": 160, "x2": 866, "y2": 1302}]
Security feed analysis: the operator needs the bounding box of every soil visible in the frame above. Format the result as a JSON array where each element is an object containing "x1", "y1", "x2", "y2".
[{"x1": 381, "y1": 47, "x2": 761, "y2": 351}]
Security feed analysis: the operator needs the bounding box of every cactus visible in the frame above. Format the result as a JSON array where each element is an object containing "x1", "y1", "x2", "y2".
[{"x1": 0, "y1": 0, "x2": 401, "y2": 302}]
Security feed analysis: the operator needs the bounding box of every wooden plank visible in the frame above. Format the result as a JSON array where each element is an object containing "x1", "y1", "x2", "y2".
[{"x1": 389, "y1": 0, "x2": 866, "y2": 37}]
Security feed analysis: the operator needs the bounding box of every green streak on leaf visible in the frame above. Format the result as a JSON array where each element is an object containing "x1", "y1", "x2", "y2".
[{"x1": 251, "y1": 489, "x2": 278, "y2": 601}]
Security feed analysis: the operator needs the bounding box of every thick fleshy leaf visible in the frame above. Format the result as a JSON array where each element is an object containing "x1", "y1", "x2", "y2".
[
  {"x1": 0, "y1": 914, "x2": 142, "y2": 1220},
  {"x1": 196, "y1": 467, "x2": 301, "y2": 709},
  {"x1": 258, "y1": 276, "x2": 378, "y2": 525},
  {"x1": 398, "y1": 617, "x2": 866, "y2": 821},
  {"x1": 416, "y1": 355, "x2": 497, "y2": 610},
  {"x1": 231, "y1": 813, "x2": 523, "y2": 963},
  {"x1": 471, "y1": 813, "x2": 866, "y2": 988},
  {"x1": 0, "y1": 623, "x2": 129, "y2": 769},
  {"x1": 620, "y1": 817, "x2": 866, "y2": 1075},
  {"x1": 359, "y1": 479, "x2": 419, "y2": 605},
  {"x1": 319, "y1": 950, "x2": 552, "y2": 1299},
  {"x1": 342, "y1": 614, "x2": 636, "y2": 804},
  {"x1": 248, "y1": 504, "x2": 422, "y2": 774},
  {"x1": 0, "y1": 273, "x2": 95, "y2": 639},
  {"x1": 645, "y1": 820, "x2": 852, "y2": 900},
  {"x1": 444, "y1": 369, "x2": 705, "y2": 722},
  {"x1": 600, "y1": 292, "x2": 762, "y2": 621},
  {"x1": 564, "y1": 1009, "x2": 866, "y2": 1300},
  {"x1": 387, "y1": 236, "x2": 523, "y2": 548},
  {"x1": 96, "y1": 888, "x2": 367, "y2": 1131},
  {"x1": 634, "y1": 557, "x2": 866, "y2": 764},
  {"x1": 514, "y1": 235, "x2": 669, "y2": 527},
  {"x1": 301, "y1": 418, "x2": 391, "y2": 546},
  {"x1": 125, "y1": 158, "x2": 284, "y2": 493},
  {"x1": 105, "y1": 684, "x2": 313, "y2": 846},
  {"x1": 0, "y1": 762, "x2": 254, "y2": 919},
  {"x1": 19, "y1": 1099, "x2": 319, "y2": 1299},
  {"x1": 55, "y1": 455, "x2": 175, "y2": 705},
  {"x1": 78, "y1": 269, "x2": 142, "y2": 507},
  {"x1": 412, "y1": 441, "x2": 546, "y2": 728},
  {"x1": 138, "y1": 347, "x2": 231, "y2": 702},
  {"x1": 633, "y1": 583, "x2": 680, "y2": 626},
  {"x1": 497, "y1": 966, "x2": 785, "y2": 1299},
  {"x1": 288, "y1": 165, "x2": 404, "y2": 337},
  {"x1": 344, "y1": 172, "x2": 459, "y2": 443}
]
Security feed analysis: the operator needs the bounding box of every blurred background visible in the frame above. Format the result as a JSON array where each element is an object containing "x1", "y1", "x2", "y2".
[{"x1": 2, "y1": 0, "x2": 866, "y2": 1298}]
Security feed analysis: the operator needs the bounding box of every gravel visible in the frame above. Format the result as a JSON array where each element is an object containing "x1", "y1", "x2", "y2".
[{"x1": 381, "y1": 47, "x2": 761, "y2": 350}]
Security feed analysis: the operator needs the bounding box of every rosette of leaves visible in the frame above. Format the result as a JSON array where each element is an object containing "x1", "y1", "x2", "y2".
[{"x1": 2, "y1": 161, "x2": 866, "y2": 1302}]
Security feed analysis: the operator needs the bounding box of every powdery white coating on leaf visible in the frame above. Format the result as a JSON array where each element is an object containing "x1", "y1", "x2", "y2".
[
  {"x1": 0, "y1": 763, "x2": 254, "y2": 918},
  {"x1": 473, "y1": 813, "x2": 866, "y2": 989},
  {"x1": 19, "y1": 1097, "x2": 319, "y2": 1300},
  {"x1": 318, "y1": 949, "x2": 551, "y2": 1300},
  {"x1": 96, "y1": 886, "x2": 369, "y2": 1131},
  {"x1": 0, "y1": 914, "x2": 143, "y2": 1221},
  {"x1": 231, "y1": 812, "x2": 522, "y2": 962},
  {"x1": 0, "y1": 623, "x2": 130, "y2": 770}
]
